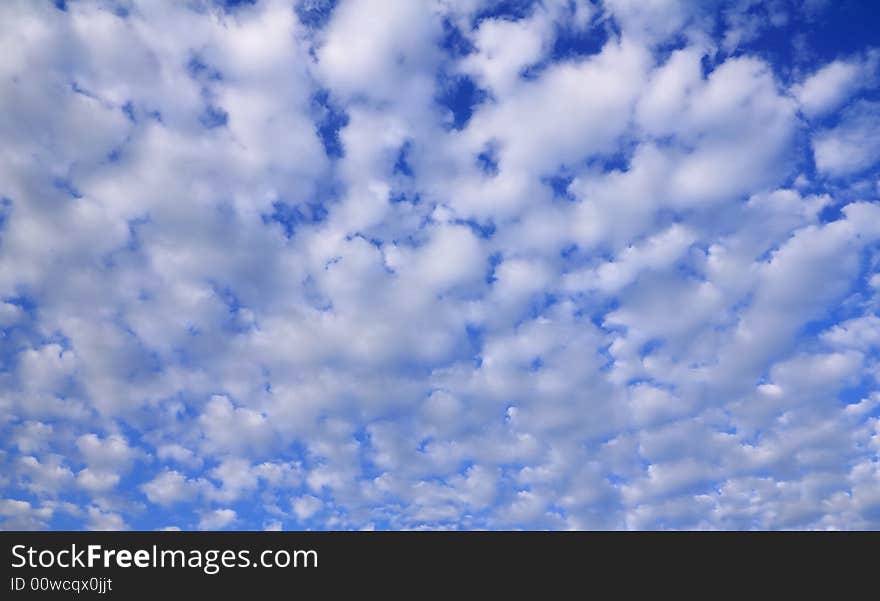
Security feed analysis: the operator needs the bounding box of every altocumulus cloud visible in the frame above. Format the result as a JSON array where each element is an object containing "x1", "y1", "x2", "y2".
[{"x1": 1, "y1": 0, "x2": 880, "y2": 530}]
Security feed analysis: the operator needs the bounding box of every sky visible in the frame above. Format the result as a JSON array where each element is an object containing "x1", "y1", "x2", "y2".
[{"x1": 1, "y1": 0, "x2": 879, "y2": 531}]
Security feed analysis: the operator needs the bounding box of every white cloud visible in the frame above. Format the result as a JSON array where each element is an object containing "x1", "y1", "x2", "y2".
[
  {"x1": 198, "y1": 508, "x2": 237, "y2": 530},
  {"x1": 142, "y1": 470, "x2": 198, "y2": 506},
  {"x1": 794, "y1": 50, "x2": 879, "y2": 118},
  {"x1": 292, "y1": 495, "x2": 323, "y2": 521},
  {"x1": 77, "y1": 433, "x2": 137, "y2": 473},
  {"x1": 76, "y1": 468, "x2": 121, "y2": 494},
  {"x1": 16, "y1": 456, "x2": 74, "y2": 497},
  {"x1": 86, "y1": 506, "x2": 127, "y2": 531},
  {"x1": 316, "y1": 0, "x2": 440, "y2": 100},
  {"x1": 0, "y1": 499, "x2": 54, "y2": 530},
  {"x1": 0, "y1": 0, "x2": 878, "y2": 531},
  {"x1": 812, "y1": 101, "x2": 880, "y2": 177},
  {"x1": 461, "y1": 9, "x2": 552, "y2": 94},
  {"x1": 823, "y1": 316, "x2": 880, "y2": 351}
]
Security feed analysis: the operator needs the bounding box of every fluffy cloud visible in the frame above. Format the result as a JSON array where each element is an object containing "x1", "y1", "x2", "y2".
[
  {"x1": 794, "y1": 50, "x2": 879, "y2": 119},
  {"x1": 141, "y1": 470, "x2": 199, "y2": 507},
  {"x1": 198, "y1": 508, "x2": 237, "y2": 530},
  {"x1": 1, "y1": 0, "x2": 879, "y2": 531},
  {"x1": 812, "y1": 101, "x2": 880, "y2": 178}
]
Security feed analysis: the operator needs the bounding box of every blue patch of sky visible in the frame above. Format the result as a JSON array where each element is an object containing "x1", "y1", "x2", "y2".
[
  {"x1": 476, "y1": 143, "x2": 499, "y2": 175},
  {"x1": 392, "y1": 141, "x2": 414, "y2": 177},
  {"x1": 0, "y1": 197, "x2": 11, "y2": 231},
  {"x1": 550, "y1": 13, "x2": 607, "y2": 62},
  {"x1": 186, "y1": 55, "x2": 228, "y2": 129},
  {"x1": 588, "y1": 297, "x2": 621, "y2": 327},
  {"x1": 471, "y1": 0, "x2": 537, "y2": 27},
  {"x1": 465, "y1": 322, "x2": 485, "y2": 353},
  {"x1": 389, "y1": 141, "x2": 420, "y2": 204},
  {"x1": 434, "y1": 16, "x2": 489, "y2": 130},
  {"x1": 125, "y1": 215, "x2": 152, "y2": 252},
  {"x1": 522, "y1": 5, "x2": 608, "y2": 78},
  {"x1": 312, "y1": 89, "x2": 349, "y2": 159},
  {"x1": 214, "y1": 0, "x2": 257, "y2": 12},
  {"x1": 389, "y1": 190, "x2": 420, "y2": 206},
  {"x1": 70, "y1": 81, "x2": 98, "y2": 100},
  {"x1": 560, "y1": 243, "x2": 579, "y2": 261},
  {"x1": 435, "y1": 70, "x2": 488, "y2": 130},
  {"x1": 199, "y1": 105, "x2": 228, "y2": 129},
  {"x1": 652, "y1": 32, "x2": 690, "y2": 65},
  {"x1": 264, "y1": 200, "x2": 328, "y2": 239},
  {"x1": 485, "y1": 251, "x2": 503, "y2": 285},
  {"x1": 295, "y1": 0, "x2": 338, "y2": 29},
  {"x1": 187, "y1": 55, "x2": 223, "y2": 82},
  {"x1": 541, "y1": 171, "x2": 575, "y2": 200},
  {"x1": 583, "y1": 144, "x2": 637, "y2": 174},
  {"x1": 707, "y1": 1, "x2": 880, "y2": 79},
  {"x1": 121, "y1": 100, "x2": 136, "y2": 122},
  {"x1": 1, "y1": 294, "x2": 37, "y2": 318},
  {"x1": 106, "y1": 146, "x2": 124, "y2": 163},
  {"x1": 818, "y1": 201, "x2": 847, "y2": 224},
  {"x1": 440, "y1": 17, "x2": 474, "y2": 57},
  {"x1": 453, "y1": 218, "x2": 496, "y2": 240},
  {"x1": 640, "y1": 338, "x2": 665, "y2": 359},
  {"x1": 52, "y1": 177, "x2": 82, "y2": 199},
  {"x1": 525, "y1": 292, "x2": 559, "y2": 322},
  {"x1": 839, "y1": 374, "x2": 879, "y2": 410},
  {"x1": 210, "y1": 283, "x2": 245, "y2": 318},
  {"x1": 347, "y1": 232, "x2": 383, "y2": 250}
]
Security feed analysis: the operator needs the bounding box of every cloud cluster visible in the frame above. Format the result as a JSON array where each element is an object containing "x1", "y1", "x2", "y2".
[{"x1": 1, "y1": 0, "x2": 879, "y2": 530}]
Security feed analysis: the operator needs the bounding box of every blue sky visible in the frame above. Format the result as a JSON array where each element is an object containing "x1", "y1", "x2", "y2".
[{"x1": 1, "y1": 0, "x2": 880, "y2": 530}]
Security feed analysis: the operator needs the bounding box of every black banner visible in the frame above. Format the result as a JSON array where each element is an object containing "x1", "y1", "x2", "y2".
[{"x1": 0, "y1": 531, "x2": 873, "y2": 596}]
